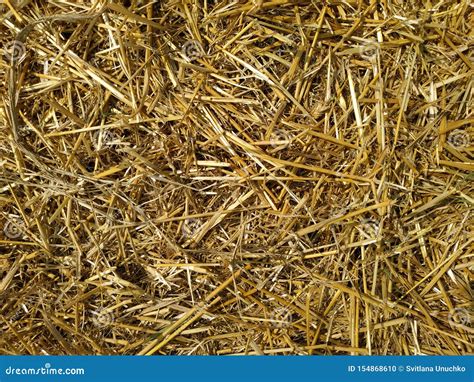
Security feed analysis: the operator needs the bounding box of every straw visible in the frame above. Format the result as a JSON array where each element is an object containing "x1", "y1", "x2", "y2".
[{"x1": 0, "y1": 0, "x2": 472, "y2": 355}]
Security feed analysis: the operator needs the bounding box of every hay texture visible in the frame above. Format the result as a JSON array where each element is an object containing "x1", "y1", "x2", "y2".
[{"x1": 0, "y1": 0, "x2": 473, "y2": 355}]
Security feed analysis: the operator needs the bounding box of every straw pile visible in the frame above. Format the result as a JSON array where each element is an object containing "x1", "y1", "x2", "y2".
[{"x1": 0, "y1": 0, "x2": 472, "y2": 355}]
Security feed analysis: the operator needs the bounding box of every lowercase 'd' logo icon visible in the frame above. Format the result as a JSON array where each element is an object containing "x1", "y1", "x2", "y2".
[
  {"x1": 448, "y1": 308, "x2": 471, "y2": 328},
  {"x1": 182, "y1": 218, "x2": 202, "y2": 239},
  {"x1": 4, "y1": 217, "x2": 25, "y2": 239},
  {"x1": 93, "y1": 130, "x2": 117, "y2": 151},
  {"x1": 92, "y1": 309, "x2": 115, "y2": 328},
  {"x1": 269, "y1": 129, "x2": 292, "y2": 149},
  {"x1": 360, "y1": 218, "x2": 380, "y2": 239},
  {"x1": 182, "y1": 40, "x2": 204, "y2": 61},
  {"x1": 270, "y1": 307, "x2": 292, "y2": 328},
  {"x1": 359, "y1": 41, "x2": 378, "y2": 62},
  {"x1": 447, "y1": 131, "x2": 470, "y2": 148},
  {"x1": 4, "y1": 40, "x2": 26, "y2": 62}
]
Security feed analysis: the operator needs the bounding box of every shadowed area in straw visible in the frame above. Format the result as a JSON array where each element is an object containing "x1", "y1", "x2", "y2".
[{"x1": 0, "y1": 0, "x2": 473, "y2": 355}]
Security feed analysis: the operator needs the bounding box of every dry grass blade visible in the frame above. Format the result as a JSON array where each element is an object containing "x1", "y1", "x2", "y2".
[{"x1": 0, "y1": 0, "x2": 472, "y2": 355}]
